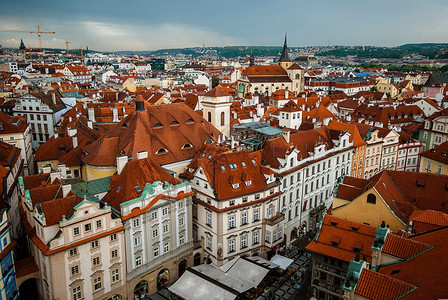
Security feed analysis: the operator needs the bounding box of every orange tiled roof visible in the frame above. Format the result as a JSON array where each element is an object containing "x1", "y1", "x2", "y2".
[
  {"x1": 355, "y1": 269, "x2": 416, "y2": 300},
  {"x1": 381, "y1": 232, "x2": 432, "y2": 259},
  {"x1": 186, "y1": 147, "x2": 276, "y2": 200},
  {"x1": 306, "y1": 215, "x2": 376, "y2": 263},
  {"x1": 103, "y1": 157, "x2": 180, "y2": 211},
  {"x1": 82, "y1": 103, "x2": 221, "y2": 167}
]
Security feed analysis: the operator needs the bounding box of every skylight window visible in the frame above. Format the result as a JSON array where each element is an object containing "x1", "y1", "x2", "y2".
[
  {"x1": 251, "y1": 159, "x2": 257, "y2": 165},
  {"x1": 221, "y1": 165, "x2": 226, "y2": 171},
  {"x1": 201, "y1": 153, "x2": 206, "y2": 158},
  {"x1": 229, "y1": 163, "x2": 237, "y2": 170},
  {"x1": 135, "y1": 186, "x2": 142, "y2": 192},
  {"x1": 241, "y1": 162, "x2": 246, "y2": 167},
  {"x1": 208, "y1": 154, "x2": 212, "y2": 159}
]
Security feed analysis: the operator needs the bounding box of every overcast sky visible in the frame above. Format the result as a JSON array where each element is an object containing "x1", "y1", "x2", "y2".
[{"x1": 1, "y1": 0, "x2": 448, "y2": 52}]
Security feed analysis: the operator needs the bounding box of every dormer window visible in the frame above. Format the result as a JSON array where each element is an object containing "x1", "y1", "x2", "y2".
[
  {"x1": 155, "y1": 148, "x2": 168, "y2": 155},
  {"x1": 182, "y1": 143, "x2": 193, "y2": 150},
  {"x1": 232, "y1": 183, "x2": 239, "y2": 189},
  {"x1": 245, "y1": 181, "x2": 252, "y2": 187},
  {"x1": 153, "y1": 123, "x2": 163, "y2": 128}
]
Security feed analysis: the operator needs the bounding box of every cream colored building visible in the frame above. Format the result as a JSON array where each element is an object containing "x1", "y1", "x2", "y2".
[{"x1": 19, "y1": 171, "x2": 126, "y2": 300}]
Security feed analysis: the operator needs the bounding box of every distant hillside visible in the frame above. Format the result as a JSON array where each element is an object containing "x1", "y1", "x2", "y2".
[{"x1": 317, "y1": 43, "x2": 448, "y2": 59}]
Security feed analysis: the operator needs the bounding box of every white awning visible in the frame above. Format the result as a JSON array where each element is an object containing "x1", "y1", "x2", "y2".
[{"x1": 270, "y1": 254, "x2": 294, "y2": 270}]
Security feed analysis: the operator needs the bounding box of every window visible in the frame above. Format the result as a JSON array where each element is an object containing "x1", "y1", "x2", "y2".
[
  {"x1": 154, "y1": 247, "x2": 159, "y2": 257},
  {"x1": 206, "y1": 212, "x2": 212, "y2": 226},
  {"x1": 162, "y1": 207, "x2": 168, "y2": 216},
  {"x1": 228, "y1": 215, "x2": 235, "y2": 229},
  {"x1": 92, "y1": 256, "x2": 100, "y2": 266},
  {"x1": 255, "y1": 194, "x2": 260, "y2": 200},
  {"x1": 265, "y1": 231, "x2": 271, "y2": 243},
  {"x1": 135, "y1": 255, "x2": 142, "y2": 267},
  {"x1": 437, "y1": 165, "x2": 442, "y2": 174},
  {"x1": 133, "y1": 218, "x2": 140, "y2": 228},
  {"x1": 71, "y1": 265, "x2": 79, "y2": 276},
  {"x1": 228, "y1": 240, "x2": 235, "y2": 253},
  {"x1": 243, "y1": 196, "x2": 248, "y2": 203},
  {"x1": 179, "y1": 201, "x2": 184, "y2": 209},
  {"x1": 73, "y1": 227, "x2": 80, "y2": 236},
  {"x1": 112, "y1": 269, "x2": 120, "y2": 283},
  {"x1": 254, "y1": 209, "x2": 259, "y2": 221},
  {"x1": 96, "y1": 220, "x2": 102, "y2": 229},
  {"x1": 253, "y1": 231, "x2": 259, "y2": 244},
  {"x1": 207, "y1": 236, "x2": 212, "y2": 250},
  {"x1": 229, "y1": 200, "x2": 235, "y2": 206},
  {"x1": 163, "y1": 224, "x2": 169, "y2": 234},
  {"x1": 241, "y1": 236, "x2": 247, "y2": 248},
  {"x1": 151, "y1": 211, "x2": 158, "y2": 220},
  {"x1": 69, "y1": 248, "x2": 78, "y2": 257},
  {"x1": 91, "y1": 240, "x2": 99, "y2": 249},
  {"x1": 111, "y1": 249, "x2": 118, "y2": 259},
  {"x1": 207, "y1": 111, "x2": 212, "y2": 122},
  {"x1": 241, "y1": 212, "x2": 247, "y2": 225},
  {"x1": 164, "y1": 243, "x2": 169, "y2": 253},
  {"x1": 221, "y1": 112, "x2": 225, "y2": 126},
  {"x1": 179, "y1": 217, "x2": 184, "y2": 226},
  {"x1": 152, "y1": 228, "x2": 158, "y2": 238},
  {"x1": 93, "y1": 276, "x2": 102, "y2": 291},
  {"x1": 110, "y1": 233, "x2": 117, "y2": 242},
  {"x1": 180, "y1": 235, "x2": 185, "y2": 245},
  {"x1": 367, "y1": 193, "x2": 376, "y2": 204},
  {"x1": 72, "y1": 286, "x2": 82, "y2": 300},
  {"x1": 426, "y1": 161, "x2": 432, "y2": 170},
  {"x1": 134, "y1": 236, "x2": 141, "y2": 246}
]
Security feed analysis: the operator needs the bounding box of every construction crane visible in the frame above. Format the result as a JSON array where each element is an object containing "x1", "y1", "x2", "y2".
[
  {"x1": 79, "y1": 45, "x2": 84, "y2": 64},
  {"x1": 0, "y1": 25, "x2": 55, "y2": 61},
  {"x1": 66, "y1": 41, "x2": 71, "y2": 55}
]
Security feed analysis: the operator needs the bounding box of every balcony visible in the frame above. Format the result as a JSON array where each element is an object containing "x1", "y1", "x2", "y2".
[{"x1": 266, "y1": 212, "x2": 285, "y2": 226}]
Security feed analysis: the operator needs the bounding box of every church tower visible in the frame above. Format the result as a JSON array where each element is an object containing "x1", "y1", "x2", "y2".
[
  {"x1": 278, "y1": 34, "x2": 292, "y2": 70},
  {"x1": 19, "y1": 39, "x2": 26, "y2": 57}
]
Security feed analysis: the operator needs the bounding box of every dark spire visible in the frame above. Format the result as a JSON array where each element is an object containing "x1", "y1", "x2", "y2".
[
  {"x1": 249, "y1": 50, "x2": 255, "y2": 67},
  {"x1": 19, "y1": 39, "x2": 26, "y2": 50},
  {"x1": 278, "y1": 33, "x2": 291, "y2": 62}
]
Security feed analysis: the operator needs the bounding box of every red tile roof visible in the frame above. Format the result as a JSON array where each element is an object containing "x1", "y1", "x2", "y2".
[
  {"x1": 306, "y1": 215, "x2": 376, "y2": 263},
  {"x1": 378, "y1": 227, "x2": 448, "y2": 299},
  {"x1": 355, "y1": 269, "x2": 416, "y2": 300},
  {"x1": 420, "y1": 140, "x2": 448, "y2": 165},
  {"x1": 103, "y1": 157, "x2": 180, "y2": 211},
  {"x1": 82, "y1": 103, "x2": 221, "y2": 167},
  {"x1": 185, "y1": 146, "x2": 276, "y2": 200},
  {"x1": 39, "y1": 194, "x2": 83, "y2": 226},
  {"x1": 381, "y1": 232, "x2": 432, "y2": 259},
  {"x1": 242, "y1": 64, "x2": 288, "y2": 76}
]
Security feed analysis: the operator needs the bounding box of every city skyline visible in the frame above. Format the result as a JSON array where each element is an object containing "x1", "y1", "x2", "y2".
[{"x1": 1, "y1": 0, "x2": 448, "y2": 52}]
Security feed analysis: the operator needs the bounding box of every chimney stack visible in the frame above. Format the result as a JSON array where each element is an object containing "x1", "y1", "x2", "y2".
[
  {"x1": 52, "y1": 93, "x2": 56, "y2": 105},
  {"x1": 72, "y1": 136, "x2": 78, "y2": 148},
  {"x1": 137, "y1": 151, "x2": 148, "y2": 160},
  {"x1": 87, "y1": 121, "x2": 93, "y2": 129},
  {"x1": 116, "y1": 155, "x2": 128, "y2": 175}
]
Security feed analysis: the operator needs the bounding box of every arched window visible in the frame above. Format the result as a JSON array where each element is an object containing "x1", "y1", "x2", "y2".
[
  {"x1": 367, "y1": 193, "x2": 376, "y2": 204},
  {"x1": 220, "y1": 112, "x2": 225, "y2": 126},
  {"x1": 207, "y1": 111, "x2": 212, "y2": 123}
]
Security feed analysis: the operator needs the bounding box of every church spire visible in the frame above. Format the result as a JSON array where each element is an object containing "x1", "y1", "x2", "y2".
[{"x1": 278, "y1": 33, "x2": 291, "y2": 63}]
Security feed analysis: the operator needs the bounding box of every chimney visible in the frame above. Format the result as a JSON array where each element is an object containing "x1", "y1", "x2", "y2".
[
  {"x1": 285, "y1": 90, "x2": 289, "y2": 99},
  {"x1": 116, "y1": 155, "x2": 128, "y2": 175},
  {"x1": 62, "y1": 184, "x2": 71, "y2": 197},
  {"x1": 69, "y1": 117, "x2": 72, "y2": 122},
  {"x1": 54, "y1": 133, "x2": 58, "y2": 139},
  {"x1": 87, "y1": 121, "x2": 93, "y2": 129},
  {"x1": 137, "y1": 151, "x2": 148, "y2": 160},
  {"x1": 68, "y1": 128, "x2": 77, "y2": 137},
  {"x1": 58, "y1": 163, "x2": 67, "y2": 178},
  {"x1": 52, "y1": 93, "x2": 56, "y2": 105},
  {"x1": 115, "y1": 92, "x2": 119, "y2": 101},
  {"x1": 72, "y1": 136, "x2": 78, "y2": 148},
  {"x1": 112, "y1": 107, "x2": 119, "y2": 122},
  {"x1": 283, "y1": 130, "x2": 290, "y2": 144},
  {"x1": 88, "y1": 107, "x2": 95, "y2": 122},
  {"x1": 50, "y1": 171, "x2": 61, "y2": 183}
]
